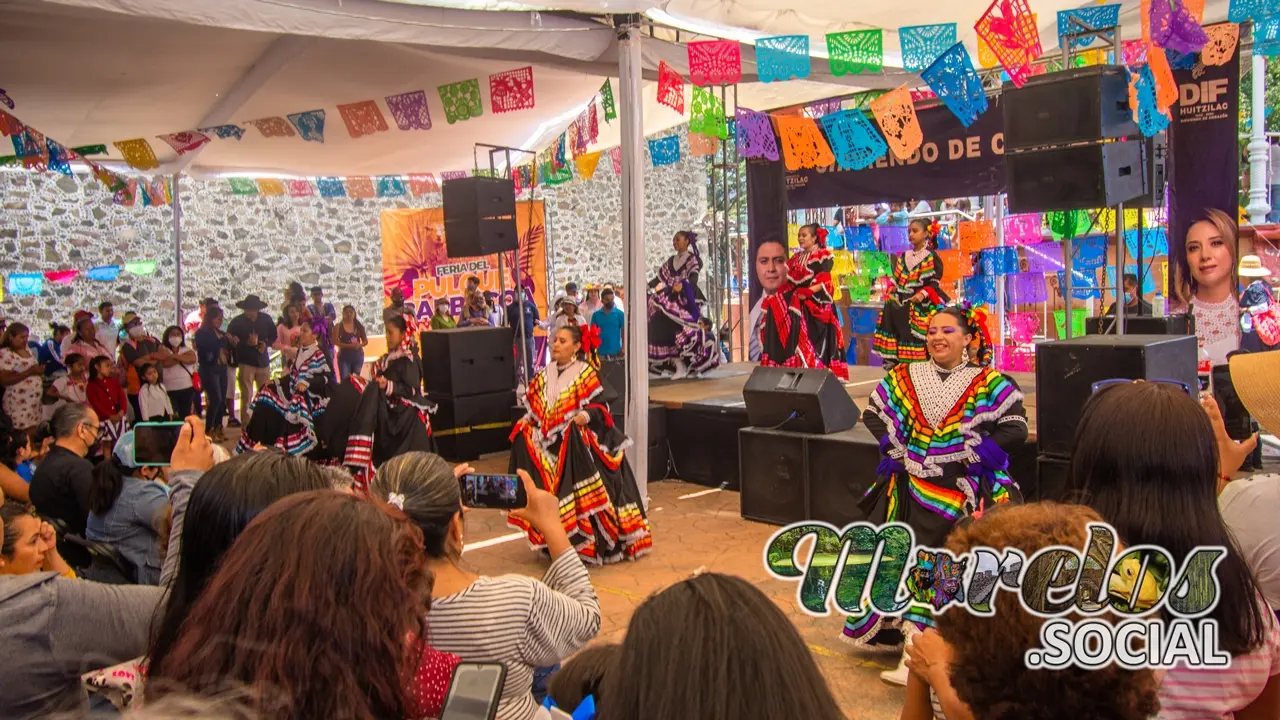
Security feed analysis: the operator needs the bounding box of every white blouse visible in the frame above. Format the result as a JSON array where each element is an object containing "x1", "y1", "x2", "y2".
[{"x1": 1192, "y1": 295, "x2": 1242, "y2": 367}]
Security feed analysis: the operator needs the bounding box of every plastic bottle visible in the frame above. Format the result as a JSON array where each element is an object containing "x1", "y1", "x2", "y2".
[
  {"x1": 1197, "y1": 341, "x2": 1211, "y2": 393},
  {"x1": 1153, "y1": 293, "x2": 1166, "y2": 318}
]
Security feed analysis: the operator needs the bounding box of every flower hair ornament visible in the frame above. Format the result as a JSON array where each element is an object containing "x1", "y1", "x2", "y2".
[
  {"x1": 815, "y1": 225, "x2": 829, "y2": 248},
  {"x1": 578, "y1": 323, "x2": 602, "y2": 369},
  {"x1": 959, "y1": 302, "x2": 994, "y2": 366},
  {"x1": 387, "y1": 493, "x2": 406, "y2": 510},
  {"x1": 928, "y1": 218, "x2": 942, "y2": 242}
]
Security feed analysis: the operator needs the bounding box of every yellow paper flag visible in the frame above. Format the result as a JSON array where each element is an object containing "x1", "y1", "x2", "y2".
[
  {"x1": 113, "y1": 139, "x2": 159, "y2": 170},
  {"x1": 574, "y1": 151, "x2": 602, "y2": 180}
]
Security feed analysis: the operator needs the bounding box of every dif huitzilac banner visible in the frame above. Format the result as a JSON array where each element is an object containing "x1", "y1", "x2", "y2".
[
  {"x1": 379, "y1": 201, "x2": 549, "y2": 334},
  {"x1": 1168, "y1": 24, "x2": 1240, "y2": 301}
]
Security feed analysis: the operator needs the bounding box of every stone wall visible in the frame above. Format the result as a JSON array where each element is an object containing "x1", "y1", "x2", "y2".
[{"x1": 0, "y1": 126, "x2": 707, "y2": 335}]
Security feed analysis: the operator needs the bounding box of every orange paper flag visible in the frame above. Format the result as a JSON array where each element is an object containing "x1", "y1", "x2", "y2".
[
  {"x1": 1202, "y1": 23, "x2": 1240, "y2": 67},
  {"x1": 345, "y1": 176, "x2": 376, "y2": 198},
  {"x1": 938, "y1": 249, "x2": 976, "y2": 278},
  {"x1": 1147, "y1": 41, "x2": 1177, "y2": 111},
  {"x1": 774, "y1": 115, "x2": 835, "y2": 172},
  {"x1": 957, "y1": 220, "x2": 997, "y2": 252},
  {"x1": 688, "y1": 132, "x2": 720, "y2": 157},
  {"x1": 869, "y1": 86, "x2": 922, "y2": 161},
  {"x1": 256, "y1": 178, "x2": 286, "y2": 196}
]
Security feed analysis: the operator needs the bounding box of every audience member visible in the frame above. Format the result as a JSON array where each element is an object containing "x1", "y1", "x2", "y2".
[
  {"x1": 369, "y1": 453, "x2": 601, "y2": 720},
  {"x1": 226, "y1": 294, "x2": 276, "y2": 426},
  {"x1": 0, "y1": 427, "x2": 31, "y2": 502},
  {"x1": 85, "y1": 430, "x2": 169, "y2": 584},
  {"x1": 591, "y1": 288, "x2": 625, "y2": 359},
  {"x1": 65, "y1": 314, "x2": 110, "y2": 364},
  {"x1": 1, "y1": 501, "x2": 74, "y2": 576},
  {"x1": 157, "y1": 325, "x2": 198, "y2": 418},
  {"x1": 547, "y1": 643, "x2": 619, "y2": 716},
  {"x1": 29, "y1": 404, "x2": 98, "y2": 568},
  {"x1": 44, "y1": 351, "x2": 88, "y2": 423},
  {"x1": 274, "y1": 303, "x2": 303, "y2": 365},
  {"x1": 598, "y1": 571, "x2": 843, "y2": 720},
  {"x1": 147, "y1": 490, "x2": 457, "y2": 720},
  {"x1": 1069, "y1": 381, "x2": 1280, "y2": 719},
  {"x1": 430, "y1": 297, "x2": 457, "y2": 329},
  {"x1": 334, "y1": 305, "x2": 368, "y2": 383},
  {"x1": 119, "y1": 312, "x2": 164, "y2": 419},
  {"x1": 86, "y1": 355, "x2": 127, "y2": 449},
  {"x1": 38, "y1": 322, "x2": 69, "y2": 376},
  {"x1": 0, "y1": 322, "x2": 45, "y2": 434},
  {"x1": 463, "y1": 291, "x2": 492, "y2": 327},
  {"x1": 194, "y1": 306, "x2": 230, "y2": 441},
  {"x1": 137, "y1": 363, "x2": 174, "y2": 421}
]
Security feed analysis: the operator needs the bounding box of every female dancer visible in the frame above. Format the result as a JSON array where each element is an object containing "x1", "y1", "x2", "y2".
[
  {"x1": 759, "y1": 224, "x2": 848, "y2": 379},
  {"x1": 509, "y1": 324, "x2": 652, "y2": 565},
  {"x1": 340, "y1": 314, "x2": 435, "y2": 488},
  {"x1": 648, "y1": 230, "x2": 717, "y2": 379},
  {"x1": 237, "y1": 319, "x2": 333, "y2": 457},
  {"x1": 846, "y1": 303, "x2": 1027, "y2": 685},
  {"x1": 873, "y1": 218, "x2": 948, "y2": 368}
]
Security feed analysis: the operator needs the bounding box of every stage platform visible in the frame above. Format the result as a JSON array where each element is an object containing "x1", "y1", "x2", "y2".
[{"x1": 647, "y1": 363, "x2": 1040, "y2": 500}]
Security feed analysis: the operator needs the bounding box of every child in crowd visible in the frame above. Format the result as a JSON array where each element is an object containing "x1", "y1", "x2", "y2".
[
  {"x1": 44, "y1": 352, "x2": 88, "y2": 423},
  {"x1": 137, "y1": 363, "x2": 173, "y2": 421},
  {"x1": 87, "y1": 355, "x2": 128, "y2": 452},
  {"x1": 0, "y1": 428, "x2": 35, "y2": 482}
]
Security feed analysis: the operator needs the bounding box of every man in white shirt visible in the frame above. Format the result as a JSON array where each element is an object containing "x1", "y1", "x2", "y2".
[
  {"x1": 95, "y1": 301, "x2": 120, "y2": 358},
  {"x1": 748, "y1": 239, "x2": 788, "y2": 362}
]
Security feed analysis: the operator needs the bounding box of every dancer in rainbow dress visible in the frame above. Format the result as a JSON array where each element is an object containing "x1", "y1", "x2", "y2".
[
  {"x1": 509, "y1": 324, "x2": 653, "y2": 565},
  {"x1": 759, "y1": 223, "x2": 849, "y2": 379},
  {"x1": 873, "y1": 218, "x2": 948, "y2": 369},
  {"x1": 846, "y1": 303, "x2": 1027, "y2": 685}
]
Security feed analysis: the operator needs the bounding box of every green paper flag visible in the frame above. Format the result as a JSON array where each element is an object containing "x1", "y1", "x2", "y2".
[
  {"x1": 1053, "y1": 309, "x2": 1087, "y2": 338},
  {"x1": 690, "y1": 87, "x2": 729, "y2": 139},
  {"x1": 827, "y1": 29, "x2": 884, "y2": 76},
  {"x1": 600, "y1": 80, "x2": 617, "y2": 122},
  {"x1": 845, "y1": 273, "x2": 872, "y2": 302},
  {"x1": 438, "y1": 79, "x2": 484, "y2": 124},
  {"x1": 859, "y1": 251, "x2": 891, "y2": 280},
  {"x1": 124, "y1": 261, "x2": 157, "y2": 276},
  {"x1": 1046, "y1": 210, "x2": 1088, "y2": 240},
  {"x1": 544, "y1": 161, "x2": 573, "y2": 186},
  {"x1": 228, "y1": 177, "x2": 258, "y2": 195}
]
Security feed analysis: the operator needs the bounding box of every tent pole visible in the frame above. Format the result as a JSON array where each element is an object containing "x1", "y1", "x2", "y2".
[
  {"x1": 173, "y1": 173, "x2": 183, "y2": 327},
  {"x1": 618, "y1": 16, "x2": 649, "y2": 500}
]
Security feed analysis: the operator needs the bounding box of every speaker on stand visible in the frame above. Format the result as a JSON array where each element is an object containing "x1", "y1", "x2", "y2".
[{"x1": 442, "y1": 176, "x2": 519, "y2": 257}]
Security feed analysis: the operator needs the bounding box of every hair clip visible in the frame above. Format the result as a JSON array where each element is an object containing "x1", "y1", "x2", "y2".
[{"x1": 388, "y1": 492, "x2": 405, "y2": 510}]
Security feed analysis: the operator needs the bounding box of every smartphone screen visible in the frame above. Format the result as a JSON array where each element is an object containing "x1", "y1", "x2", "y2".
[
  {"x1": 441, "y1": 663, "x2": 506, "y2": 720},
  {"x1": 460, "y1": 473, "x2": 527, "y2": 510},
  {"x1": 132, "y1": 422, "x2": 186, "y2": 466}
]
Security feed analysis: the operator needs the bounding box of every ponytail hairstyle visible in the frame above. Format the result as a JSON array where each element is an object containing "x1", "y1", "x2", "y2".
[
  {"x1": 909, "y1": 217, "x2": 940, "y2": 250},
  {"x1": 370, "y1": 451, "x2": 461, "y2": 562},
  {"x1": 676, "y1": 230, "x2": 700, "y2": 256},
  {"x1": 932, "y1": 302, "x2": 993, "y2": 366}
]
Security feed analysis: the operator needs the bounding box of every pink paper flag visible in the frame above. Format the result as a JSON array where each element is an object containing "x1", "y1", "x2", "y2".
[
  {"x1": 44, "y1": 269, "x2": 79, "y2": 285},
  {"x1": 687, "y1": 39, "x2": 743, "y2": 86},
  {"x1": 489, "y1": 67, "x2": 536, "y2": 114},
  {"x1": 157, "y1": 131, "x2": 211, "y2": 155},
  {"x1": 1003, "y1": 213, "x2": 1043, "y2": 245},
  {"x1": 610, "y1": 146, "x2": 623, "y2": 174},
  {"x1": 286, "y1": 179, "x2": 315, "y2": 197}
]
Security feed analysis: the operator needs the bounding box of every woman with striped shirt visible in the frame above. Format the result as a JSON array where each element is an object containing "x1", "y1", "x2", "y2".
[{"x1": 371, "y1": 452, "x2": 601, "y2": 720}]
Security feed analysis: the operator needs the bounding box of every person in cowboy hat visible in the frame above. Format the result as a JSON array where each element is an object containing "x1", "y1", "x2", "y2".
[{"x1": 226, "y1": 295, "x2": 277, "y2": 426}]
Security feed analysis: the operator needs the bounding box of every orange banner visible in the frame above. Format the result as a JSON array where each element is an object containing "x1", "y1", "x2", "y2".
[{"x1": 380, "y1": 202, "x2": 548, "y2": 329}]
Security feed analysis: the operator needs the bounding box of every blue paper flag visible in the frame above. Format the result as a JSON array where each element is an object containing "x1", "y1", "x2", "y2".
[
  {"x1": 1166, "y1": 48, "x2": 1197, "y2": 70},
  {"x1": 1255, "y1": 16, "x2": 1280, "y2": 57},
  {"x1": 199, "y1": 124, "x2": 246, "y2": 141},
  {"x1": 648, "y1": 135, "x2": 681, "y2": 167},
  {"x1": 1073, "y1": 235, "x2": 1109, "y2": 270},
  {"x1": 316, "y1": 177, "x2": 346, "y2": 198},
  {"x1": 46, "y1": 139, "x2": 73, "y2": 175},
  {"x1": 85, "y1": 265, "x2": 121, "y2": 282},
  {"x1": 900, "y1": 24, "x2": 957, "y2": 72},
  {"x1": 1057, "y1": 5, "x2": 1122, "y2": 48},
  {"x1": 850, "y1": 306, "x2": 880, "y2": 334},
  {"x1": 920, "y1": 43, "x2": 988, "y2": 128},
  {"x1": 819, "y1": 109, "x2": 887, "y2": 170},
  {"x1": 756, "y1": 35, "x2": 811, "y2": 82},
  {"x1": 1123, "y1": 228, "x2": 1169, "y2": 257},
  {"x1": 1229, "y1": 0, "x2": 1280, "y2": 23},
  {"x1": 287, "y1": 109, "x2": 326, "y2": 143},
  {"x1": 979, "y1": 246, "x2": 1020, "y2": 275},
  {"x1": 7, "y1": 273, "x2": 43, "y2": 296},
  {"x1": 823, "y1": 225, "x2": 844, "y2": 250},
  {"x1": 376, "y1": 175, "x2": 406, "y2": 197},
  {"x1": 1132, "y1": 64, "x2": 1171, "y2": 137},
  {"x1": 1057, "y1": 268, "x2": 1102, "y2": 299},
  {"x1": 844, "y1": 225, "x2": 877, "y2": 252},
  {"x1": 964, "y1": 274, "x2": 997, "y2": 305}
]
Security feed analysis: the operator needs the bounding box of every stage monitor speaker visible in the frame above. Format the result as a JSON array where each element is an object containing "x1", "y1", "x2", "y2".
[
  {"x1": 1006, "y1": 140, "x2": 1146, "y2": 213},
  {"x1": 443, "y1": 217, "x2": 518, "y2": 257},
  {"x1": 420, "y1": 327, "x2": 514, "y2": 397},
  {"x1": 739, "y1": 427, "x2": 808, "y2": 526},
  {"x1": 1035, "y1": 335, "x2": 1197, "y2": 456},
  {"x1": 442, "y1": 176, "x2": 516, "y2": 223},
  {"x1": 1035, "y1": 454, "x2": 1072, "y2": 503},
  {"x1": 433, "y1": 390, "x2": 517, "y2": 462},
  {"x1": 1002, "y1": 66, "x2": 1138, "y2": 151},
  {"x1": 806, "y1": 427, "x2": 881, "y2": 527},
  {"x1": 1085, "y1": 314, "x2": 1194, "y2": 336},
  {"x1": 742, "y1": 366, "x2": 858, "y2": 435}
]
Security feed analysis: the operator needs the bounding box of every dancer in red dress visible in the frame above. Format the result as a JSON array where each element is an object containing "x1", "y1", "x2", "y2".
[{"x1": 759, "y1": 224, "x2": 849, "y2": 379}]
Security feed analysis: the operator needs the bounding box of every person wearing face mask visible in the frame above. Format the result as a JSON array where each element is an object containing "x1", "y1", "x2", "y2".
[
  {"x1": 118, "y1": 313, "x2": 165, "y2": 422},
  {"x1": 873, "y1": 218, "x2": 948, "y2": 369},
  {"x1": 29, "y1": 403, "x2": 102, "y2": 569},
  {"x1": 84, "y1": 430, "x2": 169, "y2": 585},
  {"x1": 759, "y1": 224, "x2": 849, "y2": 379},
  {"x1": 1105, "y1": 273, "x2": 1153, "y2": 317},
  {"x1": 156, "y1": 325, "x2": 198, "y2": 419},
  {"x1": 194, "y1": 307, "x2": 231, "y2": 442},
  {"x1": 845, "y1": 303, "x2": 1026, "y2": 686}
]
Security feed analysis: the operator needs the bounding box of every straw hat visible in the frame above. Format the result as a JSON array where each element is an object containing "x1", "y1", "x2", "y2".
[
  {"x1": 1229, "y1": 351, "x2": 1280, "y2": 436},
  {"x1": 1239, "y1": 255, "x2": 1272, "y2": 278}
]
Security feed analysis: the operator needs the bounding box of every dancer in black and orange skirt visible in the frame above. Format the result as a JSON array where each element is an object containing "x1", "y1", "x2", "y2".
[
  {"x1": 508, "y1": 324, "x2": 652, "y2": 565},
  {"x1": 759, "y1": 223, "x2": 849, "y2": 379},
  {"x1": 873, "y1": 218, "x2": 948, "y2": 369}
]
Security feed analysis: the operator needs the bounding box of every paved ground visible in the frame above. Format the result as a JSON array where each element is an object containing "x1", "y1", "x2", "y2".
[{"x1": 461, "y1": 454, "x2": 907, "y2": 720}]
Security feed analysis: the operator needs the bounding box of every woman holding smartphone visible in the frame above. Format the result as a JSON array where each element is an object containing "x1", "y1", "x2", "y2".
[{"x1": 509, "y1": 324, "x2": 652, "y2": 566}]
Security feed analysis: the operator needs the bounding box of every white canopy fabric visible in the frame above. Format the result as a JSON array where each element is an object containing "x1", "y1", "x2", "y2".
[{"x1": 3, "y1": 0, "x2": 1236, "y2": 178}]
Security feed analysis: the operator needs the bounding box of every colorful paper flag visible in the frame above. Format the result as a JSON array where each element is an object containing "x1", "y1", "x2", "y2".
[
  {"x1": 85, "y1": 265, "x2": 121, "y2": 282},
  {"x1": 287, "y1": 110, "x2": 326, "y2": 143},
  {"x1": 7, "y1": 273, "x2": 43, "y2": 296},
  {"x1": 286, "y1": 179, "x2": 315, "y2": 197},
  {"x1": 599, "y1": 80, "x2": 617, "y2": 122},
  {"x1": 489, "y1": 67, "x2": 536, "y2": 114},
  {"x1": 774, "y1": 115, "x2": 835, "y2": 172},
  {"x1": 44, "y1": 270, "x2": 79, "y2": 285},
  {"x1": 250, "y1": 117, "x2": 297, "y2": 139},
  {"x1": 345, "y1": 176, "x2": 377, "y2": 198},
  {"x1": 408, "y1": 174, "x2": 439, "y2": 196},
  {"x1": 200, "y1": 124, "x2": 245, "y2": 141},
  {"x1": 657, "y1": 61, "x2": 685, "y2": 114},
  {"x1": 337, "y1": 101, "x2": 389, "y2": 138},
  {"x1": 756, "y1": 35, "x2": 811, "y2": 82},
  {"x1": 385, "y1": 90, "x2": 432, "y2": 131},
  {"x1": 438, "y1": 80, "x2": 484, "y2": 124},
  {"x1": 901, "y1": 24, "x2": 958, "y2": 72},
  {"x1": 228, "y1": 177, "x2": 258, "y2": 195},
  {"x1": 316, "y1": 177, "x2": 346, "y2": 198},
  {"x1": 113, "y1": 138, "x2": 158, "y2": 170},
  {"x1": 574, "y1": 151, "x2": 603, "y2": 179},
  {"x1": 256, "y1": 178, "x2": 286, "y2": 196},
  {"x1": 648, "y1": 135, "x2": 681, "y2": 167},
  {"x1": 975, "y1": 0, "x2": 1044, "y2": 87},
  {"x1": 827, "y1": 29, "x2": 884, "y2": 75},
  {"x1": 157, "y1": 131, "x2": 211, "y2": 155},
  {"x1": 376, "y1": 176, "x2": 406, "y2": 197},
  {"x1": 687, "y1": 39, "x2": 743, "y2": 86},
  {"x1": 124, "y1": 261, "x2": 157, "y2": 276},
  {"x1": 869, "y1": 86, "x2": 923, "y2": 160}
]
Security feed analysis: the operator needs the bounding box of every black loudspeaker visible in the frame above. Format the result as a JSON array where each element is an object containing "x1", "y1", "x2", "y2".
[
  {"x1": 1006, "y1": 140, "x2": 1146, "y2": 213},
  {"x1": 806, "y1": 427, "x2": 882, "y2": 527},
  {"x1": 742, "y1": 366, "x2": 858, "y2": 434},
  {"x1": 1085, "y1": 314, "x2": 1194, "y2": 336},
  {"x1": 739, "y1": 428, "x2": 808, "y2": 525},
  {"x1": 420, "y1": 328, "x2": 514, "y2": 397},
  {"x1": 1128, "y1": 132, "x2": 1167, "y2": 209},
  {"x1": 1036, "y1": 454, "x2": 1072, "y2": 503},
  {"x1": 442, "y1": 176, "x2": 518, "y2": 257},
  {"x1": 1002, "y1": 66, "x2": 1138, "y2": 151},
  {"x1": 433, "y1": 390, "x2": 517, "y2": 462},
  {"x1": 599, "y1": 356, "x2": 627, "y2": 407},
  {"x1": 1035, "y1": 335, "x2": 1198, "y2": 456}
]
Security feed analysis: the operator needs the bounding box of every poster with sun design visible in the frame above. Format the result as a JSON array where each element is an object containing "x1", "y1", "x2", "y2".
[{"x1": 380, "y1": 202, "x2": 549, "y2": 333}]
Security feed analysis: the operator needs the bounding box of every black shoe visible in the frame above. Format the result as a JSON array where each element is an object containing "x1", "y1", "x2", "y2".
[{"x1": 227, "y1": 418, "x2": 242, "y2": 427}]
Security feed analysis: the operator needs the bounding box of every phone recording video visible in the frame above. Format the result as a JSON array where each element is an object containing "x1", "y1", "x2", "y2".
[
  {"x1": 460, "y1": 473, "x2": 527, "y2": 510},
  {"x1": 132, "y1": 421, "x2": 186, "y2": 466},
  {"x1": 441, "y1": 662, "x2": 506, "y2": 720}
]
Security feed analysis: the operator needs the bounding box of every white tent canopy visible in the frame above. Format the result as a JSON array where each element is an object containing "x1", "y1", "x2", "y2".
[{"x1": 4, "y1": 0, "x2": 1235, "y2": 178}]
